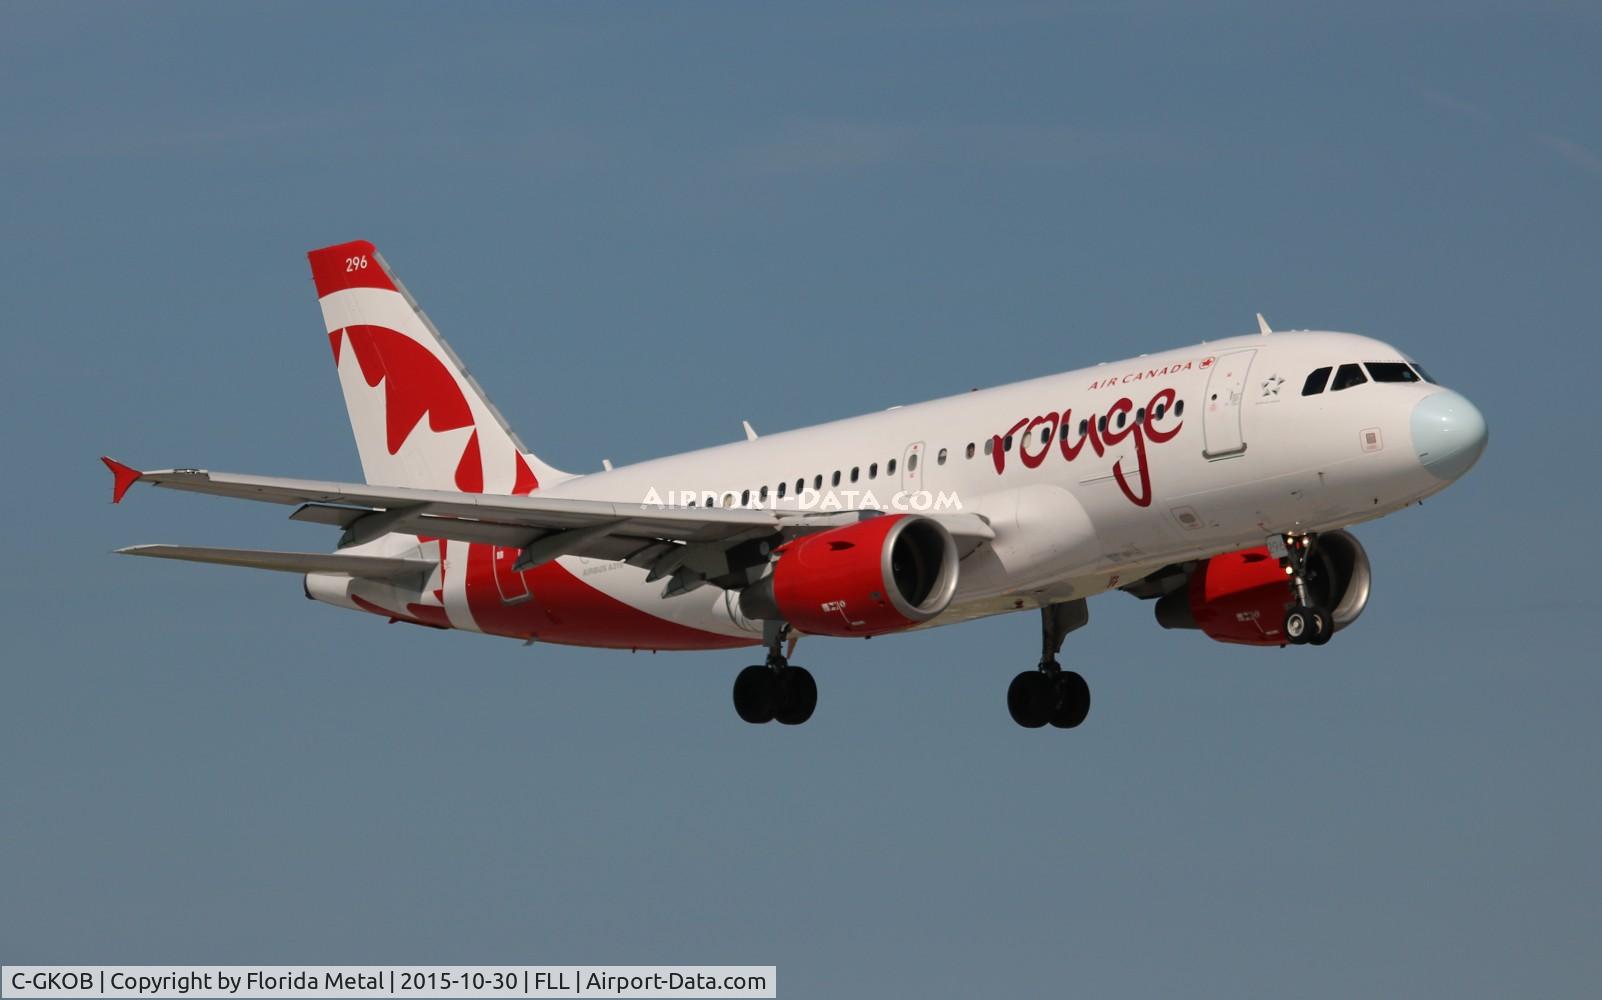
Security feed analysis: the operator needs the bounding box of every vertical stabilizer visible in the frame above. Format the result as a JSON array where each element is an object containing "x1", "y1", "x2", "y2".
[{"x1": 307, "y1": 240, "x2": 572, "y2": 494}]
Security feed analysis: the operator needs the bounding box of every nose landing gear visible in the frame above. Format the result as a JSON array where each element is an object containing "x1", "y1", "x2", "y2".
[
  {"x1": 1274, "y1": 533, "x2": 1333, "y2": 646},
  {"x1": 1007, "y1": 599, "x2": 1092, "y2": 729}
]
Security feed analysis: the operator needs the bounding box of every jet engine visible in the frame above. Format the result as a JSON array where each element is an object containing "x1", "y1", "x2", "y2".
[
  {"x1": 739, "y1": 514, "x2": 960, "y2": 637},
  {"x1": 1154, "y1": 530, "x2": 1372, "y2": 646}
]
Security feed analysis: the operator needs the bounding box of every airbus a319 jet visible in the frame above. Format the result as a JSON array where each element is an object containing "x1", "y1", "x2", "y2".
[{"x1": 104, "y1": 240, "x2": 1487, "y2": 729}]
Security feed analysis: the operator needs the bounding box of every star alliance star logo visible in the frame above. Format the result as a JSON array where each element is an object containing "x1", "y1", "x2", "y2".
[{"x1": 1261, "y1": 374, "x2": 1284, "y2": 397}]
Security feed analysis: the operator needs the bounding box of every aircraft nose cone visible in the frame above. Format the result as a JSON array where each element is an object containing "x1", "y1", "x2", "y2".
[{"x1": 1411, "y1": 390, "x2": 1487, "y2": 480}]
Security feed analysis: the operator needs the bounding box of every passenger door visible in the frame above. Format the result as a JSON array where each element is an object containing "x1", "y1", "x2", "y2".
[{"x1": 1202, "y1": 349, "x2": 1257, "y2": 458}]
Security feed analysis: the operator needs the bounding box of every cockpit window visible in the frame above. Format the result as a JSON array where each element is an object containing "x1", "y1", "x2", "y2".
[
  {"x1": 1411, "y1": 364, "x2": 1437, "y2": 384},
  {"x1": 1365, "y1": 361, "x2": 1421, "y2": 383},
  {"x1": 1302, "y1": 366, "x2": 1332, "y2": 396},
  {"x1": 1330, "y1": 363, "x2": 1368, "y2": 391}
]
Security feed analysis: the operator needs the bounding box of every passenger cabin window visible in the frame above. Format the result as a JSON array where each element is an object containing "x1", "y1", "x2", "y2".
[
  {"x1": 1175, "y1": 400, "x2": 1185, "y2": 417},
  {"x1": 966, "y1": 443, "x2": 975, "y2": 459},
  {"x1": 850, "y1": 467, "x2": 860, "y2": 483},
  {"x1": 1330, "y1": 363, "x2": 1368, "y2": 391},
  {"x1": 831, "y1": 471, "x2": 841, "y2": 487},
  {"x1": 741, "y1": 489, "x2": 750, "y2": 506},
  {"x1": 984, "y1": 439, "x2": 994, "y2": 455},
  {"x1": 813, "y1": 475, "x2": 822, "y2": 490},
  {"x1": 1303, "y1": 366, "x2": 1332, "y2": 395},
  {"x1": 1366, "y1": 362, "x2": 1420, "y2": 383},
  {"x1": 888, "y1": 457, "x2": 898, "y2": 475},
  {"x1": 777, "y1": 482, "x2": 786, "y2": 499},
  {"x1": 759, "y1": 485, "x2": 769, "y2": 502},
  {"x1": 868, "y1": 462, "x2": 878, "y2": 480},
  {"x1": 937, "y1": 448, "x2": 947, "y2": 465}
]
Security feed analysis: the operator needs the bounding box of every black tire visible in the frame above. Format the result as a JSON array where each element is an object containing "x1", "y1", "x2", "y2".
[
  {"x1": 774, "y1": 666, "x2": 818, "y2": 726},
  {"x1": 1308, "y1": 607, "x2": 1333, "y2": 646},
  {"x1": 1007, "y1": 671, "x2": 1053, "y2": 729},
  {"x1": 1284, "y1": 606, "x2": 1312, "y2": 646},
  {"x1": 1049, "y1": 671, "x2": 1091, "y2": 729},
  {"x1": 733, "y1": 665, "x2": 776, "y2": 724}
]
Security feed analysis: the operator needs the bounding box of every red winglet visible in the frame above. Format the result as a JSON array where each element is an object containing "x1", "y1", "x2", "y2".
[
  {"x1": 101, "y1": 456, "x2": 143, "y2": 504},
  {"x1": 307, "y1": 239, "x2": 397, "y2": 298}
]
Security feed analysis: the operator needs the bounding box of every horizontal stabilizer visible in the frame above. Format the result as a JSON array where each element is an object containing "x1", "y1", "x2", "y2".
[{"x1": 115, "y1": 544, "x2": 434, "y2": 580}]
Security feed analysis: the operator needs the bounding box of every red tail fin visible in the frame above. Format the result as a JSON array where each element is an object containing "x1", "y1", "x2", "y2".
[{"x1": 307, "y1": 239, "x2": 572, "y2": 494}]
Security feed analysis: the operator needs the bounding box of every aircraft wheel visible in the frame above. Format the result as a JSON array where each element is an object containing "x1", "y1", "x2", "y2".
[
  {"x1": 733, "y1": 665, "x2": 777, "y2": 724},
  {"x1": 1284, "y1": 606, "x2": 1314, "y2": 646},
  {"x1": 1007, "y1": 671, "x2": 1053, "y2": 729},
  {"x1": 1049, "y1": 671, "x2": 1091, "y2": 729},
  {"x1": 1308, "y1": 607, "x2": 1333, "y2": 646},
  {"x1": 774, "y1": 666, "x2": 817, "y2": 726}
]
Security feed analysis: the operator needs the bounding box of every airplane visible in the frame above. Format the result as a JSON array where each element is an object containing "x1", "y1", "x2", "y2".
[{"x1": 102, "y1": 239, "x2": 1488, "y2": 729}]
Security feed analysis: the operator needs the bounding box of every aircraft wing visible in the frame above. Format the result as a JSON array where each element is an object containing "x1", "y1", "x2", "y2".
[
  {"x1": 104, "y1": 457, "x2": 781, "y2": 557},
  {"x1": 104, "y1": 458, "x2": 995, "y2": 574}
]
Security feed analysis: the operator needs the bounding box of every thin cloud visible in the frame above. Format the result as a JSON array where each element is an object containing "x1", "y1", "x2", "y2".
[
  {"x1": 9, "y1": 105, "x2": 398, "y2": 162},
  {"x1": 1417, "y1": 83, "x2": 1600, "y2": 180},
  {"x1": 733, "y1": 119, "x2": 1147, "y2": 176},
  {"x1": 734, "y1": 120, "x2": 907, "y2": 175},
  {"x1": 1535, "y1": 133, "x2": 1602, "y2": 175},
  {"x1": 1416, "y1": 86, "x2": 1491, "y2": 124}
]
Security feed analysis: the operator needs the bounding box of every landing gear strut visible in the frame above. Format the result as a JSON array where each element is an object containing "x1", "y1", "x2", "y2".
[
  {"x1": 733, "y1": 622, "x2": 817, "y2": 725},
  {"x1": 1008, "y1": 600, "x2": 1091, "y2": 729},
  {"x1": 1275, "y1": 533, "x2": 1333, "y2": 646}
]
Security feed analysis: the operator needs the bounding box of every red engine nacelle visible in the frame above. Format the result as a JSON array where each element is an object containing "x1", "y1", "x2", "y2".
[
  {"x1": 1154, "y1": 530, "x2": 1373, "y2": 646},
  {"x1": 739, "y1": 514, "x2": 960, "y2": 637}
]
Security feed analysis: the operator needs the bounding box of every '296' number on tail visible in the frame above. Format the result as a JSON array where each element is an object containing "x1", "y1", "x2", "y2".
[{"x1": 345, "y1": 255, "x2": 369, "y2": 272}]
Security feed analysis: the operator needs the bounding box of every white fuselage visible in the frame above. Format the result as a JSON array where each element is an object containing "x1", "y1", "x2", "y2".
[{"x1": 517, "y1": 330, "x2": 1466, "y2": 642}]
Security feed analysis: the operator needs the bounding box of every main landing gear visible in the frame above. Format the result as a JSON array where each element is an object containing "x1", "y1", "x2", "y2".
[
  {"x1": 1007, "y1": 599, "x2": 1092, "y2": 730},
  {"x1": 1276, "y1": 533, "x2": 1333, "y2": 646},
  {"x1": 733, "y1": 622, "x2": 817, "y2": 726}
]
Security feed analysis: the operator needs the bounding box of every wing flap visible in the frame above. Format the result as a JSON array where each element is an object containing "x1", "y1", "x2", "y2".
[{"x1": 288, "y1": 503, "x2": 372, "y2": 528}]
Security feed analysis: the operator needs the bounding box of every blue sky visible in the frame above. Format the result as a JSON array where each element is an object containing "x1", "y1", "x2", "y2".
[{"x1": 3, "y1": 3, "x2": 1599, "y2": 996}]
